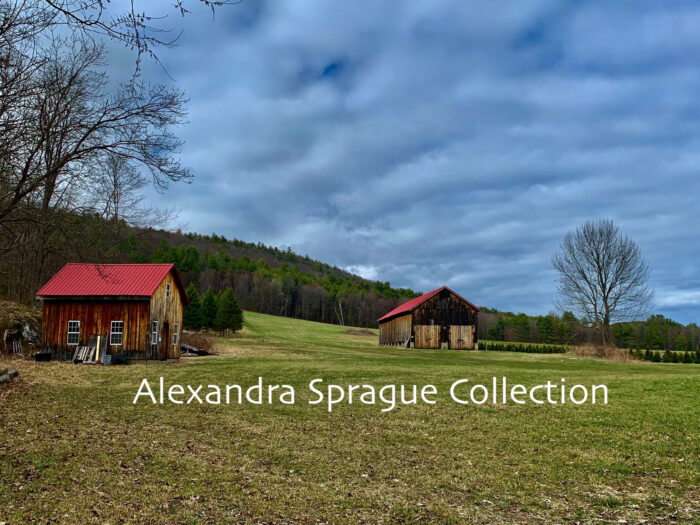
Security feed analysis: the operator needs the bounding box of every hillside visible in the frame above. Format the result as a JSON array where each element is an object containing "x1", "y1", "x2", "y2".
[
  {"x1": 141, "y1": 229, "x2": 420, "y2": 328},
  {"x1": 1, "y1": 217, "x2": 419, "y2": 328}
]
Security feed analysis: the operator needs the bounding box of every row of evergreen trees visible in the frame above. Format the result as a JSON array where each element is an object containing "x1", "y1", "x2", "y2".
[
  {"x1": 480, "y1": 341, "x2": 567, "y2": 354},
  {"x1": 629, "y1": 348, "x2": 700, "y2": 364},
  {"x1": 184, "y1": 284, "x2": 244, "y2": 333}
]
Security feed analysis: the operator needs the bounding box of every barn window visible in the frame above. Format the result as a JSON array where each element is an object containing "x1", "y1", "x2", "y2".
[
  {"x1": 173, "y1": 323, "x2": 179, "y2": 347},
  {"x1": 110, "y1": 321, "x2": 124, "y2": 346},
  {"x1": 67, "y1": 320, "x2": 80, "y2": 345},
  {"x1": 151, "y1": 321, "x2": 158, "y2": 345},
  {"x1": 166, "y1": 283, "x2": 171, "y2": 299}
]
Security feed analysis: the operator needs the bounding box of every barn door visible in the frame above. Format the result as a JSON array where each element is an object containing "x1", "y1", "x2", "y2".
[
  {"x1": 414, "y1": 325, "x2": 440, "y2": 349},
  {"x1": 161, "y1": 322, "x2": 170, "y2": 360},
  {"x1": 449, "y1": 326, "x2": 475, "y2": 350},
  {"x1": 440, "y1": 325, "x2": 449, "y2": 348}
]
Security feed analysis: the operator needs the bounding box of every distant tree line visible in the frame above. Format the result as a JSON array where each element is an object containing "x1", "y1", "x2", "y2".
[{"x1": 478, "y1": 309, "x2": 699, "y2": 351}]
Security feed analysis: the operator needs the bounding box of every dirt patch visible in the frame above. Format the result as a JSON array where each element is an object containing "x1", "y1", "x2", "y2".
[{"x1": 344, "y1": 328, "x2": 376, "y2": 337}]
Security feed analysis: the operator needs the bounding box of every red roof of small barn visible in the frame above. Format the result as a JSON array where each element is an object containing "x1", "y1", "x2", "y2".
[
  {"x1": 377, "y1": 286, "x2": 480, "y2": 323},
  {"x1": 36, "y1": 263, "x2": 188, "y2": 303}
]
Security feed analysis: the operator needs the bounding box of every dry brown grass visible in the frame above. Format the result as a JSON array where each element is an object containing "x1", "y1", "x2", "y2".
[
  {"x1": 181, "y1": 331, "x2": 215, "y2": 351},
  {"x1": 570, "y1": 344, "x2": 637, "y2": 362},
  {"x1": 344, "y1": 328, "x2": 376, "y2": 337}
]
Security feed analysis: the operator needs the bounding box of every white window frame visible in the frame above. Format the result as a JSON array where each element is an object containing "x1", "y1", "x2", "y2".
[
  {"x1": 166, "y1": 283, "x2": 171, "y2": 299},
  {"x1": 110, "y1": 321, "x2": 124, "y2": 346},
  {"x1": 151, "y1": 320, "x2": 159, "y2": 346},
  {"x1": 173, "y1": 323, "x2": 179, "y2": 347},
  {"x1": 67, "y1": 320, "x2": 80, "y2": 346}
]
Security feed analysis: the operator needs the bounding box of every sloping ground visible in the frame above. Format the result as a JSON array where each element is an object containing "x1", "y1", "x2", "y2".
[
  {"x1": 0, "y1": 300, "x2": 40, "y2": 348},
  {"x1": 0, "y1": 311, "x2": 698, "y2": 523}
]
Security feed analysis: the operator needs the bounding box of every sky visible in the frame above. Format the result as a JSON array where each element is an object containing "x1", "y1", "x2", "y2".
[{"x1": 115, "y1": 0, "x2": 700, "y2": 323}]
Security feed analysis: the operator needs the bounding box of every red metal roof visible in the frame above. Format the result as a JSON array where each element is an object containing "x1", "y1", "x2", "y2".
[
  {"x1": 37, "y1": 263, "x2": 188, "y2": 303},
  {"x1": 377, "y1": 286, "x2": 480, "y2": 323}
]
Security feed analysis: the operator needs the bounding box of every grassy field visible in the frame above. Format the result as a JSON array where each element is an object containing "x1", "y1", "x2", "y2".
[{"x1": 1, "y1": 311, "x2": 698, "y2": 523}]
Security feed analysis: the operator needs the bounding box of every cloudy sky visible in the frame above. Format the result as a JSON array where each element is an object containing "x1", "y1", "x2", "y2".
[{"x1": 125, "y1": 0, "x2": 699, "y2": 323}]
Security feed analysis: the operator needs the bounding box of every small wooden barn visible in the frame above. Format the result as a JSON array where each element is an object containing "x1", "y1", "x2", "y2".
[
  {"x1": 378, "y1": 286, "x2": 479, "y2": 350},
  {"x1": 36, "y1": 263, "x2": 188, "y2": 361}
]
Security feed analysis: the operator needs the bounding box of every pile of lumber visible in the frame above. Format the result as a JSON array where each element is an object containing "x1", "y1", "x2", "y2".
[
  {"x1": 73, "y1": 335, "x2": 107, "y2": 364},
  {"x1": 180, "y1": 343, "x2": 211, "y2": 356}
]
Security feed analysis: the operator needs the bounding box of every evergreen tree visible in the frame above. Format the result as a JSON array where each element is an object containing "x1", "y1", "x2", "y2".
[
  {"x1": 233, "y1": 299, "x2": 244, "y2": 333},
  {"x1": 201, "y1": 288, "x2": 218, "y2": 329},
  {"x1": 536, "y1": 316, "x2": 554, "y2": 344},
  {"x1": 182, "y1": 283, "x2": 203, "y2": 330},
  {"x1": 215, "y1": 288, "x2": 244, "y2": 333}
]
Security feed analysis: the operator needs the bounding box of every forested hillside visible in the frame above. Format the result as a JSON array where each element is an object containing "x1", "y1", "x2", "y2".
[
  {"x1": 1, "y1": 216, "x2": 419, "y2": 328},
  {"x1": 143, "y1": 230, "x2": 420, "y2": 327}
]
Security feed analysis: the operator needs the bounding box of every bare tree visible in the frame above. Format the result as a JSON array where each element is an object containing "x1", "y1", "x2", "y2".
[
  {"x1": 0, "y1": 0, "x2": 227, "y2": 301},
  {"x1": 0, "y1": 35, "x2": 190, "y2": 226},
  {"x1": 553, "y1": 219, "x2": 653, "y2": 345},
  {"x1": 1, "y1": 0, "x2": 231, "y2": 68},
  {"x1": 91, "y1": 154, "x2": 147, "y2": 223},
  {"x1": 0, "y1": 31, "x2": 189, "y2": 298},
  {"x1": 87, "y1": 152, "x2": 177, "y2": 257}
]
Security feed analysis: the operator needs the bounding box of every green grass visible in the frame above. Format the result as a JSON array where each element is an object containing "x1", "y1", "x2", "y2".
[{"x1": 1, "y1": 311, "x2": 698, "y2": 523}]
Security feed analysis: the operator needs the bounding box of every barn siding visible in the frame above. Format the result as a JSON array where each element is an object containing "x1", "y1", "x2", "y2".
[
  {"x1": 378, "y1": 314, "x2": 412, "y2": 346},
  {"x1": 41, "y1": 300, "x2": 150, "y2": 354},
  {"x1": 149, "y1": 270, "x2": 184, "y2": 359}
]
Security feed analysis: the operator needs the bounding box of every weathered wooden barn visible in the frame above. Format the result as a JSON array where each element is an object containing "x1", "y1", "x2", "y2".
[
  {"x1": 378, "y1": 286, "x2": 479, "y2": 349},
  {"x1": 36, "y1": 263, "x2": 188, "y2": 361}
]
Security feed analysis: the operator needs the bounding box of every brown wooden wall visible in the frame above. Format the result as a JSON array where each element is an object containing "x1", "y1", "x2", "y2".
[
  {"x1": 149, "y1": 270, "x2": 184, "y2": 359},
  {"x1": 41, "y1": 300, "x2": 150, "y2": 354},
  {"x1": 378, "y1": 314, "x2": 412, "y2": 346}
]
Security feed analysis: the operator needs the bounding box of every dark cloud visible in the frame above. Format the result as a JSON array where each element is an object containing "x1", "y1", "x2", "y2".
[{"x1": 127, "y1": 0, "x2": 700, "y2": 323}]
